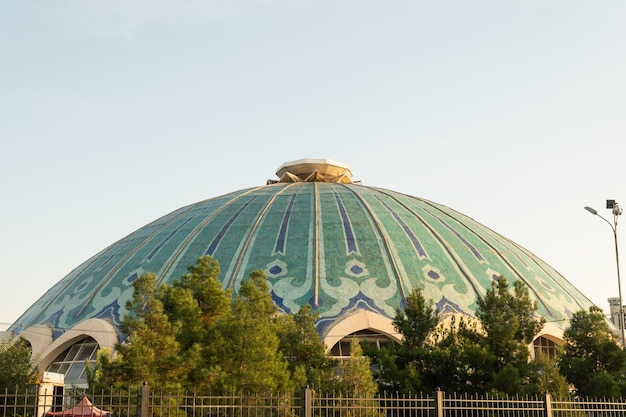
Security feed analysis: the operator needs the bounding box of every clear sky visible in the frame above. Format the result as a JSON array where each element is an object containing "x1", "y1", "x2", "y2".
[{"x1": 1, "y1": 1, "x2": 626, "y2": 331}]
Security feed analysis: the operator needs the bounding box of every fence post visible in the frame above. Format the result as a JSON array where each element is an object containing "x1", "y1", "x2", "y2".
[
  {"x1": 138, "y1": 382, "x2": 149, "y2": 417},
  {"x1": 302, "y1": 387, "x2": 312, "y2": 417},
  {"x1": 435, "y1": 389, "x2": 444, "y2": 417},
  {"x1": 543, "y1": 392, "x2": 552, "y2": 417}
]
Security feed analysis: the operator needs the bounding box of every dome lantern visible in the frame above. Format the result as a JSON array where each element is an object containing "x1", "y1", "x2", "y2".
[{"x1": 267, "y1": 158, "x2": 354, "y2": 184}]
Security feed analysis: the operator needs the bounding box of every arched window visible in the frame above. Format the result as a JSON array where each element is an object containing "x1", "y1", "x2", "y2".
[
  {"x1": 46, "y1": 337, "x2": 99, "y2": 386},
  {"x1": 533, "y1": 336, "x2": 558, "y2": 360},
  {"x1": 330, "y1": 329, "x2": 397, "y2": 358}
]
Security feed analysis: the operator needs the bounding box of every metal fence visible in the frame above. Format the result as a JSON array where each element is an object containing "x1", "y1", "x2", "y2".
[{"x1": 3, "y1": 385, "x2": 626, "y2": 417}]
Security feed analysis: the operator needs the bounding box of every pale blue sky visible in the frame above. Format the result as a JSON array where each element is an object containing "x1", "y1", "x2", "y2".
[{"x1": 1, "y1": 1, "x2": 626, "y2": 329}]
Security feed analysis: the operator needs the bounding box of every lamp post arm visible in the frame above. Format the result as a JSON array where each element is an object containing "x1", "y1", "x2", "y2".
[{"x1": 596, "y1": 213, "x2": 616, "y2": 233}]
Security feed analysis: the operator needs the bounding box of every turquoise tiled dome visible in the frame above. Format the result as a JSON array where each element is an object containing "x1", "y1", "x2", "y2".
[{"x1": 11, "y1": 160, "x2": 594, "y2": 339}]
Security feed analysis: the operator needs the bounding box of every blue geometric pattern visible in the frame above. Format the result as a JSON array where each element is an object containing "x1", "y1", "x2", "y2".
[{"x1": 10, "y1": 183, "x2": 596, "y2": 340}]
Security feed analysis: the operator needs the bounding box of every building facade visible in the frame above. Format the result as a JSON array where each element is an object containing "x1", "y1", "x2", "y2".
[{"x1": 5, "y1": 159, "x2": 597, "y2": 386}]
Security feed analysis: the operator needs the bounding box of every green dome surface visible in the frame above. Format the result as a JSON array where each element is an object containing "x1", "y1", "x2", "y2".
[{"x1": 10, "y1": 167, "x2": 594, "y2": 339}]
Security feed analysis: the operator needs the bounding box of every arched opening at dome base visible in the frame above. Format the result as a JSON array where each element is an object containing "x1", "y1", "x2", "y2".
[
  {"x1": 533, "y1": 335, "x2": 560, "y2": 360},
  {"x1": 323, "y1": 310, "x2": 399, "y2": 358},
  {"x1": 45, "y1": 337, "x2": 99, "y2": 387},
  {"x1": 330, "y1": 329, "x2": 399, "y2": 359}
]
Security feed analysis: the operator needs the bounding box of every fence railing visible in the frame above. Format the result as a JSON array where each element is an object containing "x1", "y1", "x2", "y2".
[{"x1": 3, "y1": 385, "x2": 626, "y2": 417}]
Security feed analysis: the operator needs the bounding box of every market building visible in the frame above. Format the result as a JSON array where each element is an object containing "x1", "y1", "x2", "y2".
[{"x1": 4, "y1": 159, "x2": 597, "y2": 387}]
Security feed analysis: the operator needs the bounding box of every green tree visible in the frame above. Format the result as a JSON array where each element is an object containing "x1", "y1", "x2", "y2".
[
  {"x1": 162, "y1": 256, "x2": 232, "y2": 390},
  {"x1": 559, "y1": 306, "x2": 626, "y2": 398},
  {"x1": 165, "y1": 256, "x2": 231, "y2": 346},
  {"x1": 91, "y1": 257, "x2": 236, "y2": 391},
  {"x1": 0, "y1": 334, "x2": 39, "y2": 391},
  {"x1": 92, "y1": 258, "x2": 304, "y2": 394},
  {"x1": 394, "y1": 288, "x2": 440, "y2": 350},
  {"x1": 426, "y1": 315, "x2": 494, "y2": 394},
  {"x1": 476, "y1": 276, "x2": 545, "y2": 394},
  {"x1": 523, "y1": 352, "x2": 569, "y2": 397},
  {"x1": 94, "y1": 256, "x2": 419, "y2": 395},
  {"x1": 93, "y1": 272, "x2": 183, "y2": 389},
  {"x1": 275, "y1": 304, "x2": 336, "y2": 391},
  {"x1": 327, "y1": 340, "x2": 379, "y2": 417},
  {"x1": 477, "y1": 277, "x2": 545, "y2": 368},
  {"x1": 338, "y1": 339, "x2": 377, "y2": 397},
  {"x1": 367, "y1": 286, "x2": 439, "y2": 394},
  {"x1": 369, "y1": 277, "x2": 546, "y2": 395},
  {"x1": 215, "y1": 269, "x2": 292, "y2": 394}
]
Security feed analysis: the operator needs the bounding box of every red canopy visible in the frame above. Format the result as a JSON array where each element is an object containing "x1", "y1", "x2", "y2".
[{"x1": 46, "y1": 397, "x2": 110, "y2": 417}]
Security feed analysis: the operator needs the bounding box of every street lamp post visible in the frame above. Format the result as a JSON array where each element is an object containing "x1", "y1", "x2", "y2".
[{"x1": 585, "y1": 200, "x2": 625, "y2": 348}]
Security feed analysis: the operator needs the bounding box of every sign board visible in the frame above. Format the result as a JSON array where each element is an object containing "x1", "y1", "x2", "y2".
[{"x1": 42, "y1": 372, "x2": 65, "y2": 385}]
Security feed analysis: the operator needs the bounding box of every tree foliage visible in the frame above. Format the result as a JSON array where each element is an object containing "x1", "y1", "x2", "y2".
[
  {"x1": 475, "y1": 276, "x2": 546, "y2": 394},
  {"x1": 426, "y1": 315, "x2": 493, "y2": 394},
  {"x1": 337, "y1": 339, "x2": 377, "y2": 397},
  {"x1": 0, "y1": 334, "x2": 39, "y2": 391},
  {"x1": 559, "y1": 305, "x2": 626, "y2": 398},
  {"x1": 87, "y1": 259, "x2": 626, "y2": 399},
  {"x1": 93, "y1": 272, "x2": 183, "y2": 388},
  {"x1": 367, "y1": 286, "x2": 440, "y2": 394},
  {"x1": 164, "y1": 255, "x2": 230, "y2": 351},
  {"x1": 370, "y1": 276, "x2": 547, "y2": 395},
  {"x1": 394, "y1": 288, "x2": 440, "y2": 350},
  {"x1": 91, "y1": 256, "x2": 332, "y2": 394},
  {"x1": 275, "y1": 304, "x2": 336, "y2": 391},
  {"x1": 213, "y1": 269, "x2": 292, "y2": 393},
  {"x1": 524, "y1": 352, "x2": 569, "y2": 398}
]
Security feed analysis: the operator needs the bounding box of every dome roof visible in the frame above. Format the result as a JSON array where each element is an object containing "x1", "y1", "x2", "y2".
[{"x1": 11, "y1": 160, "x2": 594, "y2": 340}]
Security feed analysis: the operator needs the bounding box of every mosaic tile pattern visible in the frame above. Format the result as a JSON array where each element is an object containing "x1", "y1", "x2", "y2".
[{"x1": 10, "y1": 183, "x2": 595, "y2": 339}]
